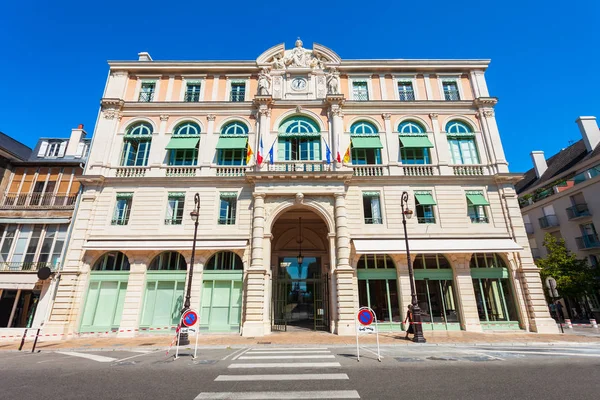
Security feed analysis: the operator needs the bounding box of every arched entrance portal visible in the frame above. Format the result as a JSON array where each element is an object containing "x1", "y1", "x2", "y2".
[{"x1": 271, "y1": 208, "x2": 330, "y2": 332}]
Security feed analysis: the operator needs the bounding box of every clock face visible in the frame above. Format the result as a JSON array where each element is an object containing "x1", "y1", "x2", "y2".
[{"x1": 291, "y1": 77, "x2": 307, "y2": 91}]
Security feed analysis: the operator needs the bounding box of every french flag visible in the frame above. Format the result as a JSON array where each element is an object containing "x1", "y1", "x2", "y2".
[{"x1": 257, "y1": 138, "x2": 264, "y2": 165}]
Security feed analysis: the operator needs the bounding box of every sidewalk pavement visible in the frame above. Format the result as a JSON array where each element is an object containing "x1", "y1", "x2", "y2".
[{"x1": 3, "y1": 329, "x2": 600, "y2": 353}]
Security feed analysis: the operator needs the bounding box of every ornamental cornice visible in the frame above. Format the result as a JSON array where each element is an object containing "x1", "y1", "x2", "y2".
[
  {"x1": 207, "y1": 114, "x2": 216, "y2": 121},
  {"x1": 381, "y1": 113, "x2": 391, "y2": 120},
  {"x1": 474, "y1": 97, "x2": 498, "y2": 108},
  {"x1": 159, "y1": 114, "x2": 170, "y2": 121},
  {"x1": 429, "y1": 113, "x2": 439, "y2": 119}
]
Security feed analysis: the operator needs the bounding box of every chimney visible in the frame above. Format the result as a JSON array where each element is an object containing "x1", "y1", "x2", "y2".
[
  {"x1": 576, "y1": 116, "x2": 600, "y2": 152},
  {"x1": 531, "y1": 151, "x2": 548, "y2": 178},
  {"x1": 65, "y1": 124, "x2": 87, "y2": 157},
  {"x1": 138, "y1": 52, "x2": 153, "y2": 62}
]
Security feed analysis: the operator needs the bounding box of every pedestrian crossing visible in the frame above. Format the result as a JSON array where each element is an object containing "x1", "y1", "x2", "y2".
[{"x1": 194, "y1": 347, "x2": 360, "y2": 399}]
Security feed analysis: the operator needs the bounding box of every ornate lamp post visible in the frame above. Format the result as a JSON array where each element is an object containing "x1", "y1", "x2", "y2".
[
  {"x1": 401, "y1": 191, "x2": 426, "y2": 343},
  {"x1": 180, "y1": 193, "x2": 200, "y2": 346}
]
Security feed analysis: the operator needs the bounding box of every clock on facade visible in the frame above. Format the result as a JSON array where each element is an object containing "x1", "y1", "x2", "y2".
[{"x1": 291, "y1": 77, "x2": 307, "y2": 91}]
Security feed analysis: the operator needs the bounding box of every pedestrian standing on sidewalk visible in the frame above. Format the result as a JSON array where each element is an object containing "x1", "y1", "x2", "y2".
[{"x1": 404, "y1": 305, "x2": 414, "y2": 340}]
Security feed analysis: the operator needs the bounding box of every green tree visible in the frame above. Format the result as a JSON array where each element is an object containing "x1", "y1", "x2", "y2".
[{"x1": 536, "y1": 233, "x2": 598, "y2": 299}]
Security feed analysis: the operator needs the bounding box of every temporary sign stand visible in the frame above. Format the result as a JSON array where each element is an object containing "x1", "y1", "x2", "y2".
[
  {"x1": 175, "y1": 309, "x2": 199, "y2": 360},
  {"x1": 355, "y1": 306, "x2": 381, "y2": 362}
]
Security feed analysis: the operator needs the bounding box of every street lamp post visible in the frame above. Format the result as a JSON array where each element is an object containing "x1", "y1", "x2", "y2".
[
  {"x1": 401, "y1": 191, "x2": 426, "y2": 343},
  {"x1": 180, "y1": 193, "x2": 200, "y2": 346}
]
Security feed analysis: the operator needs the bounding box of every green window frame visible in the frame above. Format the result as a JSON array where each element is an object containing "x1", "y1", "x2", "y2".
[
  {"x1": 217, "y1": 149, "x2": 247, "y2": 166},
  {"x1": 350, "y1": 121, "x2": 378, "y2": 135},
  {"x1": 400, "y1": 145, "x2": 430, "y2": 164},
  {"x1": 112, "y1": 193, "x2": 132, "y2": 225},
  {"x1": 357, "y1": 255, "x2": 400, "y2": 326},
  {"x1": 415, "y1": 191, "x2": 436, "y2": 224},
  {"x1": 278, "y1": 137, "x2": 321, "y2": 161},
  {"x1": 351, "y1": 147, "x2": 381, "y2": 165},
  {"x1": 218, "y1": 193, "x2": 237, "y2": 225},
  {"x1": 413, "y1": 254, "x2": 451, "y2": 270},
  {"x1": 398, "y1": 121, "x2": 425, "y2": 134},
  {"x1": 362, "y1": 192, "x2": 382, "y2": 224},
  {"x1": 466, "y1": 191, "x2": 489, "y2": 223},
  {"x1": 148, "y1": 251, "x2": 187, "y2": 270},
  {"x1": 92, "y1": 251, "x2": 130, "y2": 271},
  {"x1": 169, "y1": 148, "x2": 198, "y2": 166},
  {"x1": 205, "y1": 251, "x2": 243, "y2": 270},
  {"x1": 165, "y1": 193, "x2": 185, "y2": 225},
  {"x1": 357, "y1": 254, "x2": 395, "y2": 269},
  {"x1": 221, "y1": 122, "x2": 249, "y2": 135},
  {"x1": 174, "y1": 122, "x2": 201, "y2": 136}
]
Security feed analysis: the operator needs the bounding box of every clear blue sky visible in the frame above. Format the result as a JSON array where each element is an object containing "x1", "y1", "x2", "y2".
[{"x1": 1, "y1": 0, "x2": 599, "y2": 172}]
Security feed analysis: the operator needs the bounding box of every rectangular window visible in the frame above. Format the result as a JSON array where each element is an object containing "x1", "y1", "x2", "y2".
[
  {"x1": 217, "y1": 149, "x2": 246, "y2": 166},
  {"x1": 466, "y1": 191, "x2": 489, "y2": 223},
  {"x1": 112, "y1": 194, "x2": 133, "y2": 225},
  {"x1": 448, "y1": 138, "x2": 479, "y2": 164},
  {"x1": 121, "y1": 140, "x2": 151, "y2": 167},
  {"x1": 139, "y1": 81, "x2": 155, "y2": 102},
  {"x1": 280, "y1": 138, "x2": 320, "y2": 161},
  {"x1": 362, "y1": 192, "x2": 382, "y2": 224},
  {"x1": 358, "y1": 279, "x2": 400, "y2": 323},
  {"x1": 472, "y1": 278, "x2": 518, "y2": 322},
  {"x1": 443, "y1": 81, "x2": 460, "y2": 101},
  {"x1": 400, "y1": 146, "x2": 430, "y2": 164},
  {"x1": 397, "y1": 81, "x2": 415, "y2": 101},
  {"x1": 165, "y1": 194, "x2": 185, "y2": 225},
  {"x1": 230, "y1": 82, "x2": 246, "y2": 102},
  {"x1": 415, "y1": 191, "x2": 436, "y2": 224},
  {"x1": 351, "y1": 148, "x2": 381, "y2": 165},
  {"x1": 0, "y1": 225, "x2": 17, "y2": 263},
  {"x1": 184, "y1": 83, "x2": 201, "y2": 102},
  {"x1": 169, "y1": 148, "x2": 198, "y2": 166},
  {"x1": 45, "y1": 142, "x2": 61, "y2": 158},
  {"x1": 352, "y1": 81, "x2": 369, "y2": 101},
  {"x1": 218, "y1": 193, "x2": 237, "y2": 225}
]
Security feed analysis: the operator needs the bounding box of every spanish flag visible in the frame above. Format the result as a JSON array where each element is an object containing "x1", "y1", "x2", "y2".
[
  {"x1": 342, "y1": 145, "x2": 351, "y2": 164},
  {"x1": 246, "y1": 142, "x2": 254, "y2": 165}
]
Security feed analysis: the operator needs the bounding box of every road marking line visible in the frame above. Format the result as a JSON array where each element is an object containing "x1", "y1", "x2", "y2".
[
  {"x1": 222, "y1": 348, "x2": 247, "y2": 361},
  {"x1": 246, "y1": 351, "x2": 331, "y2": 354},
  {"x1": 483, "y1": 350, "x2": 600, "y2": 358},
  {"x1": 215, "y1": 373, "x2": 349, "y2": 381},
  {"x1": 248, "y1": 347, "x2": 325, "y2": 351},
  {"x1": 232, "y1": 347, "x2": 252, "y2": 361},
  {"x1": 55, "y1": 351, "x2": 117, "y2": 363},
  {"x1": 228, "y1": 362, "x2": 341, "y2": 369},
  {"x1": 239, "y1": 355, "x2": 336, "y2": 360},
  {"x1": 194, "y1": 390, "x2": 360, "y2": 399}
]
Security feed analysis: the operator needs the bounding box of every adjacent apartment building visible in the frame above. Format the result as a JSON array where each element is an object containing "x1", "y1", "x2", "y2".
[
  {"x1": 44, "y1": 40, "x2": 558, "y2": 338},
  {"x1": 0, "y1": 126, "x2": 88, "y2": 336},
  {"x1": 516, "y1": 116, "x2": 600, "y2": 318}
]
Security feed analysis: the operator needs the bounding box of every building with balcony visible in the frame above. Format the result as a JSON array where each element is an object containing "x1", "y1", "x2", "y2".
[
  {"x1": 0, "y1": 126, "x2": 88, "y2": 334},
  {"x1": 516, "y1": 116, "x2": 600, "y2": 318},
  {"x1": 44, "y1": 40, "x2": 557, "y2": 338}
]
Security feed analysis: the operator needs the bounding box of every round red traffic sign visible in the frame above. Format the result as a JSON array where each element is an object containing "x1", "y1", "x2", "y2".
[
  {"x1": 182, "y1": 310, "x2": 198, "y2": 327},
  {"x1": 357, "y1": 309, "x2": 374, "y2": 326}
]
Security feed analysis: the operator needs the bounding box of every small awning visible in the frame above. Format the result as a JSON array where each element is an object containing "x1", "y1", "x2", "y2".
[
  {"x1": 353, "y1": 239, "x2": 523, "y2": 254},
  {"x1": 84, "y1": 239, "x2": 248, "y2": 251},
  {"x1": 165, "y1": 137, "x2": 200, "y2": 150},
  {"x1": 399, "y1": 135, "x2": 434, "y2": 148},
  {"x1": 414, "y1": 192, "x2": 436, "y2": 205},
  {"x1": 351, "y1": 136, "x2": 383, "y2": 149},
  {"x1": 216, "y1": 137, "x2": 248, "y2": 150},
  {"x1": 466, "y1": 192, "x2": 490, "y2": 206}
]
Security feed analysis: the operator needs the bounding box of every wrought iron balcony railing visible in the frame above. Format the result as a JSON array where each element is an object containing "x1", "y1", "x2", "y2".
[
  {"x1": 218, "y1": 218, "x2": 236, "y2": 225},
  {"x1": 138, "y1": 91, "x2": 154, "y2": 102},
  {"x1": 418, "y1": 217, "x2": 436, "y2": 224},
  {"x1": 576, "y1": 234, "x2": 600, "y2": 250},
  {"x1": 444, "y1": 90, "x2": 460, "y2": 101},
  {"x1": 353, "y1": 91, "x2": 369, "y2": 101},
  {"x1": 566, "y1": 203, "x2": 591, "y2": 220},
  {"x1": 164, "y1": 218, "x2": 183, "y2": 225},
  {"x1": 1, "y1": 193, "x2": 77, "y2": 208},
  {"x1": 230, "y1": 92, "x2": 246, "y2": 102},
  {"x1": 0, "y1": 261, "x2": 56, "y2": 272},
  {"x1": 539, "y1": 215, "x2": 560, "y2": 229},
  {"x1": 111, "y1": 218, "x2": 130, "y2": 226},
  {"x1": 398, "y1": 90, "x2": 415, "y2": 101},
  {"x1": 184, "y1": 92, "x2": 201, "y2": 102},
  {"x1": 364, "y1": 217, "x2": 383, "y2": 225}
]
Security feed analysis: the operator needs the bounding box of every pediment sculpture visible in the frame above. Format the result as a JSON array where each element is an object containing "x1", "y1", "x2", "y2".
[{"x1": 268, "y1": 38, "x2": 328, "y2": 70}]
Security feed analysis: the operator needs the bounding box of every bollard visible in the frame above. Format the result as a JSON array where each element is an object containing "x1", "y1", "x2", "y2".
[
  {"x1": 590, "y1": 319, "x2": 598, "y2": 328},
  {"x1": 564, "y1": 319, "x2": 573, "y2": 329}
]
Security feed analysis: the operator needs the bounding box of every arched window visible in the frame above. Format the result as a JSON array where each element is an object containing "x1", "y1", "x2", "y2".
[
  {"x1": 470, "y1": 253, "x2": 507, "y2": 269},
  {"x1": 350, "y1": 121, "x2": 378, "y2": 135},
  {"x1": 221, "y1": 121, "x2": 249, "y2": 135},
  {"x1": 92, "y1": 251, "x2": 130, "y2": 271},
  {"x1": 122, "y1": 122, "x2": 153, "y2": 166},
  {"x1": 398, "y1": 121, "x2": 431, "y2": 165},
  {"x1": 357, "y1": 254, "x2": 395, "y2": 269},
  {"x1": 278, "y1": 116, "x2": 321, "y2": 162},
  {"x1": 398, "y1": 121, "x2": 425, "y2": 134},
  {"x1": 174, "y1": 122, "x2": 201, "y2": 136},
  {"x1": 413, "y1": 254, "x2": 451, "y2": 269},
  {"x1": 148, "y1": 252, "x2": 187, "y2": 271},
  {"x1": 205, "y1": 251, "x2": 243, "y2": 270},
  {"x1": 445, "y1": 120, "x2": 479, "y2": 165}
]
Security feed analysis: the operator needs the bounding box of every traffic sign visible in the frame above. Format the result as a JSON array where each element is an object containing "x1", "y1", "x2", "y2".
[
  {"x1": 182, "y1": 310, "x2": 198, "y2": 327},
  {"x1": 545, "y1": 277, "x2": 557, "y2": 290},
  {"x1": 357, "y1": 309, "x2": 374, "y2": 326}
]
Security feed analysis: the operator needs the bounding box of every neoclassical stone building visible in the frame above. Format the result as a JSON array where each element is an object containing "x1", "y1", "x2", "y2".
[{"x1": 45, "y1": 40, "x2": 558, "y2": 338}]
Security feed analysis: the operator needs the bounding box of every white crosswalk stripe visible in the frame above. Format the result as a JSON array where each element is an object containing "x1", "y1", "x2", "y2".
[{"x1": 194, "y1": 347, "x2": 360, "y2": 399}]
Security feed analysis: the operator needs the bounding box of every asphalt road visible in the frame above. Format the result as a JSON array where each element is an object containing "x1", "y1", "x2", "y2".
[{"x1": 1, "y1": 344, "x2": 600, "y2": 399}]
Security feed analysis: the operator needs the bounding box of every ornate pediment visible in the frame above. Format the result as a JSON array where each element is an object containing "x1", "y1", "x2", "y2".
[{"x1": 256, "y1": 39, "x2": 341, "y2": 71}]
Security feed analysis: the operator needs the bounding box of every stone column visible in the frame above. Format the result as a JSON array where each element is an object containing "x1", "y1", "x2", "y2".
[
  {"x1": 395, "y1": 254, "x2": 413, "y2": 330},
  {"x1": 452, "y1": 254, "x2": 482, "y2": 332},
  {"x1": 117, "y1": 257, "x2": 147, "y2": 337},
  {"x1": 242, "y1": 193, "x2": 267, "y2": 336},
  {"x1": 334, "y1": 193, "x2": 356, "y2": 335}
]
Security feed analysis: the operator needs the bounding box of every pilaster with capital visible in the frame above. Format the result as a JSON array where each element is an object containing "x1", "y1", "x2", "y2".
[
  {"x1": 117, "y1": 259, "x2": 148, "y2": 337},
  {"x1": 199, "y1": 115, "x2": 217, "y2": 168},
  {"x1": 381, "y1": 113, "x2": 399, "y2": 174},
  {"x1": 333, "y1": 193, "x2": 356, "y2": 334},
  {"x1": 148, "y1": 114, "x2": 168, "y2": 168},
  {"x1": 429, "y1": 113, "x2": 453, "y2": 175},
  {"x1": 475, "y1": 98, "x2": 509, "y2": 173},
  {"x1": 451, "y1": 254, "x2": 483, "y2": 332},
  {"x1": 255, "y1": 97, "x2": 273, "y2": 169},
  {"x1": 326, "y1": 95, "x2": 345, "y2": 169}
]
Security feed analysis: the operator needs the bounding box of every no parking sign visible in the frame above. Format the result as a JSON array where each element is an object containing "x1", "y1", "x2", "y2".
[{"x1": 355, "y1": 307, "x2": 381, "y2": 362}]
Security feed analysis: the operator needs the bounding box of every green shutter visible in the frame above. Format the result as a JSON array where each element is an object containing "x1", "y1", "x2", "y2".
[
  {"x1": 351, "y1": 136, "x2": 383, "y2": 149},
  {"x1": 399, "y1": 135, "x2": 434, "y2": 148},
  {"x1": 312, "y1": 139, "x2": 321, "y2": 160},
  {"x1": 466, "y1": 192, "x2": 490, "y2": 206},
  {"x1": 414, "y1": 192, "x2": 436, "y2": 205},
  {"x1": 278, "y1": 139, "x2": 286, "y2": 160},
  {"x1": 215, "y1": 137, "x2": 248, "y2": 149},
  {"x1": 165, "y1": 137, "x2": 200, "y2": 150}
]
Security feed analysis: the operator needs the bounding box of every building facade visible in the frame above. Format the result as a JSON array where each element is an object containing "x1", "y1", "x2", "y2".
[
  {"x1": 516, "y1": 116, "x2": 600, "y2": 319},
  {"x1": 0, "y1": 126, "x2": 88, "y2": 336},
  {"x1": 45, "y1": 40, "x2": 557, "y2": 338}
]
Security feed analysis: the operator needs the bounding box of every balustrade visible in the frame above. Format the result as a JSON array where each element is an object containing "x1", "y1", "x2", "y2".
[
  {"x1": 216, "y1": 166, "x2": 249, "y2": 177},
  {"x1": 452, "y1": 165, "x2": 485, "y2": 176},
  {"x1": 115, "y1": 167, "x2": 148, "y2": 178},
  {"x1": 403, "y1": 165, "x2": 435, "y2": 176},
  {"x1": 352, "y1": 165, "x2": 386, "y2": 177},
  {"x1": 165, "y1": 166, "x2": 198, "y2": 177},
  {"x1": 267, "y1": 162, "x2": 331, "y2": 173}
]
